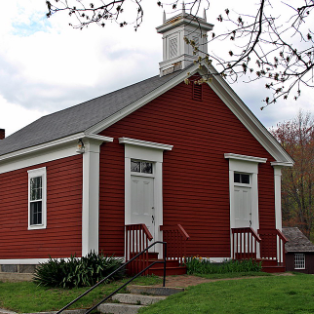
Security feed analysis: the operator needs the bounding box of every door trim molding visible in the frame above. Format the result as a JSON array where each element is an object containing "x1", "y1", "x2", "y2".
[
  {"x1": 120, "y1": 138, "x2": 173, "y2": 257},
  {"x1": 225, "y1": 153, "x2": 267, "y2": 257}
]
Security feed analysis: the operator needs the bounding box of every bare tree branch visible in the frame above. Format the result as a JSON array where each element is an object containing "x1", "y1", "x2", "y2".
[{"x1": 46, "y1": 0, "x2": 314, "y2": 106}]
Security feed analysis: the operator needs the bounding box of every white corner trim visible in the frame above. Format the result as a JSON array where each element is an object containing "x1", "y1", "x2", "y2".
[
  {"x1": 224, "y1": 153, "x2": 267, "y2": 164},
  {"x1": 271, "y1": 161, "x2": 294, "y2": 167},
  {"x1": 81, "y1": 138, "x2": 103, "y2": 256},
  {"x1": 119, "y1": 137, "x2": 173, "y2": 151}
]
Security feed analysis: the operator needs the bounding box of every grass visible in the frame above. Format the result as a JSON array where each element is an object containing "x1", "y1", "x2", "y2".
[
  {"x1": 0, "y1": 275, "x2": 162, "y2": 313},
  {"x1": 193, "y1": 271, "x2": 272, "y2": 279},
  {"x1": 139, "y1": 274, "x2": 314, "y2": 314},
  {"x1": 185, "y1": 257, "x2": 262, "y2": 275}
]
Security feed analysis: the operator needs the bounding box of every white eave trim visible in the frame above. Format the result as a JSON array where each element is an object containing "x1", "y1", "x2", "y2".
[
  {"x1": 271, "y1": 161, "x2": 294, "y2": 167},
  {"x1": 0, "y1": 133, "x2": 113, "y2": 163},
  {"x1": 119, "y1": 137, "x2": 173, "y2": 151},
  {"x1": 224, "y1": 153, "x2": 267, "y2": 163}
]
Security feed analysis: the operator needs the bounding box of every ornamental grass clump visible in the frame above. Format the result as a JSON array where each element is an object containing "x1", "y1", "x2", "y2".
[
  {"x1": 185, "y1": 256, "x2": 261, "y2": 275},
  {"x1": 33, "y1": 252, "x2": 124, "y2": 288}
]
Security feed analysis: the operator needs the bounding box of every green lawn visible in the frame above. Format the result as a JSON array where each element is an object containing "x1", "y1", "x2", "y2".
[
  {"x1": 139, "y1": 274, "x2": 314, "y2": 314},
  {"x1": 0, "y1": 276, "x2": 162, "y2": 313},
  {"x1": 2, "y1": 274, "x2": 314, "y2": 314}
]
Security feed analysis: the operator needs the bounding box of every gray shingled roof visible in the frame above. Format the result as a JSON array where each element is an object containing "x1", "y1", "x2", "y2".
[
  {"x1": 283, "y1": 227, "x2": 314, "y2": 253},
  {"x1": 0, "y1": 69, "x2": 185, "y2": 157}
]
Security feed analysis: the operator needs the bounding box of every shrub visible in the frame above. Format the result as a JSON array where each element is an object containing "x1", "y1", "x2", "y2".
[
  {"x1": 185, "y1": 257, "x2": 261, "y2": 275},
  {"x1": 33, "y1": 252, "x2": 124, "y2": 288}
]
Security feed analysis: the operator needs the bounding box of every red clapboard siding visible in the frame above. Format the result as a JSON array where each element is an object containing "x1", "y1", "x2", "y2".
[
  {"x1": 0, "y1": 155, "x2": 83, "y2": 259},
  {"x1": 98, "y1": 79, "x2": 276, "y2": 258}
]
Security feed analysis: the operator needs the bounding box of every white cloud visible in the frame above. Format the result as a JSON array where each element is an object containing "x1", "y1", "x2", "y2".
[
  {"x1": 0, "y1": 0, "x2": 313, "y2": 137},
  {"x1": 0, "y1": 95, "x2": 48, "y2": 136}
]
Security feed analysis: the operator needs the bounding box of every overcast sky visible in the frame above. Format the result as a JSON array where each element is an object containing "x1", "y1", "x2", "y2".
[{"x1": 0, "y1": 0, "x2": 313, "y2": 137}]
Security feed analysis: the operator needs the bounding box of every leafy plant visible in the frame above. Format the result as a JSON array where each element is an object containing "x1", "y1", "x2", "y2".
[
  {"x1": 185, "y1": 257, "x2": 261, "y2": 275},
  {"x1": 33, "y1": 252, "x2": 124, "y2": 288}
]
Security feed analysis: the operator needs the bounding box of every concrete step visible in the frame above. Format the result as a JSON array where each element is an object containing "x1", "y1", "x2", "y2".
[
  {"x1": 126, "y1": 285, "x2": 184, "y2": 296},
  {"x1": 97, "y1": 303, "x2": 144, "y2": 314},
  {"x1": 97, "y1": 284, "x2": 184, "y2": 313},
  {"x1": 112, "y1": 293, "x2": 166, "y2": 305}
]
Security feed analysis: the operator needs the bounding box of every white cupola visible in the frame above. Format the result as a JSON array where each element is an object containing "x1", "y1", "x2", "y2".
[{"x1": 156, "y1": 6, "x2": 214, "y2": 76}]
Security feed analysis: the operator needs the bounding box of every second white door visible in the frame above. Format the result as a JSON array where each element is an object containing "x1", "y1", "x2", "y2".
[{"x1": 131, "y1": 175, "x2": 155, "y2": 239}]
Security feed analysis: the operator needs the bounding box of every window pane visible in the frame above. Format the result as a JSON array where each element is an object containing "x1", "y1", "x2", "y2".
[
  {"x1": 131, "y1": 161, "x2": 140, "y2": 172},
  {"x1": 234, "y1": 173, "x2": 250, "y2": 184},
  {"x1": 140, "y1": 162, "x2": 153, "y2": 174},
  {"x1": 241, "y1": 174, "x2": 250, "y2": 184},
  {"x1": 234, "y1": 173, "x2": 240, "y2": 183},
  {"x1": 30, "y1": 176, "x2": 42, "y2": 200},
  {"x1": 30, "y1": 201, "x2": 42, "y2": 225}
]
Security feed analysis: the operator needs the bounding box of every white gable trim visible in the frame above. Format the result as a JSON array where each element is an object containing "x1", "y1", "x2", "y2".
[
  {"x1": 201, "y1": 65, "x2": 294, "y2": 165},
  {"x1": 86, "y1": 64, "x2": 293, "y2": 165},
  {"x1": 85, "y1": 69, "x2": 193, "y2": 135}
]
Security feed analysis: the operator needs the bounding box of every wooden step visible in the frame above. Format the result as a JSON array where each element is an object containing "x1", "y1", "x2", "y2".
[
  {"x1": 260, "y1": 259, "x2": 278, "y2": 267},
  {"x1": 148, "y1": 252, "x2": 159, "y2": 259},
  {"x1": 262, "y1": 265, "x2": 286, "y2": 273},
  {"x1": 148, "y1": 266, "x2": 187, "y2": 276},
  {"x1": 235, "y1": 253, "x2": 257, "y2": 259},
  {"x1": 149, "y1": 260, "x2": 180, "y2": 268},
  {"x1": 130, "y1": 252, "x2": 160, "y2": 259}
]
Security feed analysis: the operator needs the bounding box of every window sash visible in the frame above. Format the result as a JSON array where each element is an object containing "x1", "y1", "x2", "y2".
[
  {"x1": 28, "y1": 167, "x2": 46, "y2": 229},
  {"x1": 131, "y1": 160, "x2": 153, "y2": 174},
  {"x1": 294, "y1": 253, "x2": 305, "y2": 269},
  {"x1": 30, "y1": 201, "x2": 43, "y2": 225}
]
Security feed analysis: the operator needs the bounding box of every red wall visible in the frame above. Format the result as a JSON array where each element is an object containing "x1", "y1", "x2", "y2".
[
  {"x1": 99, "y1": 80, "x2": 276, "y2": 258},
  {"x1": 0, "y1": 155, "x2": 83, "y2": 259}
]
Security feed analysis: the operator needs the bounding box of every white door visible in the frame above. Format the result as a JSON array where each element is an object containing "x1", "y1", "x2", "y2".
[
  {"x1": 234, "y1": 186, "x2": 252, "y2": 228},
  {"x1": 130, "y1": 175, "x2": 155, "y2": 239}
]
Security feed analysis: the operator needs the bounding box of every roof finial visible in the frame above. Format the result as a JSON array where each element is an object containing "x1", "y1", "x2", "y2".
[
  {"x1": 182, "y1": 1, "x2": 185, "y2": 13},
  {"x1": 163, "y1": 10, "x2": 166, "y2": 23},
  {"x1": 203, "y1": 8, "x2": 207, "y2": 21}
]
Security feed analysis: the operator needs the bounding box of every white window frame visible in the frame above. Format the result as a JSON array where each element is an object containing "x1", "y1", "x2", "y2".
[
  {"x1": 28, "y1": 167, "x2": 47, "y2": 230},
  {"x1": 294, "y1": 253, "x2": 305, "y2": 269}
]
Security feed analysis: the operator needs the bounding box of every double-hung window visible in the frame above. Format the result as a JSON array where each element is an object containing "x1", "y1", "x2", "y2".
[
  {"x1": 28, "y1": 167, "x2": 47, "y2": 229},
  {"x1": 294, "y1": 253, "x2": 305, "y2": 269}
]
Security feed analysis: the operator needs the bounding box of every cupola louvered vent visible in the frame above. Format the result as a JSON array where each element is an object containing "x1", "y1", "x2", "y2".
[
  {"x1": 169, "y1": 37, "x2": 178, "y2": 58},
  {"x1": 157, "y1": 9, "x2": 214, "y2": 76},
  {"x1": 193, "y1": 84, "x2": 203, "y2": 101}
]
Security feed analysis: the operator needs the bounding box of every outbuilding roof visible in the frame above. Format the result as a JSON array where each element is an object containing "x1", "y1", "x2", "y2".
[
  {"x1": 283, "y1": 227, "x2": 314, "y2": 253},
  {"x1": 0, "y1": 69, "x2": 185, "y2": 157}
]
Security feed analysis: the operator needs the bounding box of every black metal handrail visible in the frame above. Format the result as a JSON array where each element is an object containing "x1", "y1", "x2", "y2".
[{"x1": 56, "y1": 241, "x2": 167, "y2": 314}]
